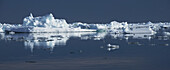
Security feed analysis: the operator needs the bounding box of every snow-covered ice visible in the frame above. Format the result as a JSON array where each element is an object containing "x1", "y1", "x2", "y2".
[
  {"x1": 23, "y1": 13, "x2": 69, "y2": 28},
  {"x1": 0, "y1": 13, "x2": 170, "y2": 34},
  {"x1": 124, "y1": 26, "x2": 156, "y2": 34},
  {"x1": 7, "y1": 13, "x2": 96, "y2": 33}
]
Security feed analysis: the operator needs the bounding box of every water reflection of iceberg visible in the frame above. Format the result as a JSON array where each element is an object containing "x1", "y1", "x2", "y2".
[
  {"x1": 109, "y1": 33, "x2": 155, "y2": 40},
  {"x1": 80, "y1": 32, "x2": 107, "y2": 40},
  {"x1": 124, "y1": 34, "x2": 155, "y2": 40},
  {"x1": 0, "y1": 33, "x2": 5, "y2": 40},
  {"x1": 4, "y1": 32, "x2": 97, "y2": 52},
  {"x1": 3, "y1": 31, "x2": 170, "y2": 52}
]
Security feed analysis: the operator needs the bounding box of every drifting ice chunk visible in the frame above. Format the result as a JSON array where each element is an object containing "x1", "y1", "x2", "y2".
[
  {"x1": 107, "y1": 44, "x2": 119, "y2": 51},
  {"x1": 124, "y1": 26, "x2": 156, "y2": 34}
]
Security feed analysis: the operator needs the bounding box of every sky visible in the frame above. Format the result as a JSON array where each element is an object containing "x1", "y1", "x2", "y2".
[{"x1": 0, "y1": 0, "x2": 170, "y2": 23}]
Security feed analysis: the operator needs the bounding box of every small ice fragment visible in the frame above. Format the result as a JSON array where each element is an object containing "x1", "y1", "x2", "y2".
[
  {"x1": 107, "y1": 44, "x2": 119, "y2": 51},
  {"x1": 79, "y1": 50, "x2": 83, "y2": 53},
  {"x1": 9, "y1": 31, "x2": 15, "y2": 34},
  {"x1": 57, "y1": 37, "x2": 62, "y2": 40},
  {"x1": 107, "y1": 44, "x2": 112, "y2": 47},
  {"x1": 93, "y1": 35, "x2": 100, "y2": 38},
  {"x1": 100, "y1": 46, "x2": 104, "y2": 48},
  {"x1": 164, "y1": 44, "x2": 169, "y2": 46}
]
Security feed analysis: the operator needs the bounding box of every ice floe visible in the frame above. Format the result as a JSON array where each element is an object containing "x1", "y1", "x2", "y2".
[{"x1": 107, "y1": 44, "x2": 119, "y2": 51}]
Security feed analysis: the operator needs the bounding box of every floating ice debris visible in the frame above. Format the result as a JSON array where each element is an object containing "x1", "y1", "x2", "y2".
[
  {"x1": 107, "y1": 44, "x2": 119, "y2": 48},
  {"x1": 93, "y1": 35, "x2": 101, "y2": 40},
  {"x1": 107, "y1": 44, "x2": 119, "y2": 51},
  {"x1": 9, "y1": 31, "x2": 15, "y2": 35},
  {"x1": 57, "y1": 37, "x2": 62, "y2": 40},
  {"x1": 93, "y1": 35, "x2": 101, "y2": 38},
  {"x1": 79, "y1": 50, "x2": 83, "y2": 53},
  {"x1": 157, "y1": 44, "x2": 169, "y2": 46},
  {"x1": 107, "y1": 44, "x2": 112, "y2": 47},
  {"x1": 124, "y1": 26, "x2": 156, "y2": 34},
  {"x1": 100, "y1": 46, "x2": 104, "y2": 48},
  {"x1": 164, "y1": 44, "x2": 169, "y2": 46}
]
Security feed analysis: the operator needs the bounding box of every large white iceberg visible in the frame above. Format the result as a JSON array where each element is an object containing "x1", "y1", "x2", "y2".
[
  {"x1": 0, "y1": 13, "x2": 170, "y2": 34},
  {"x1": 23, "y1": 13, "x2": 69, "y2": 28},
  {"x1": 6, "y1": 13, "x2": 96, "y2": 33}
]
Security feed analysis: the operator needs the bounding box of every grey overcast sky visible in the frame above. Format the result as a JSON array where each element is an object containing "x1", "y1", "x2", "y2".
[{"x1": 0, "y1": 0, "x2": 170, "y2": 23}]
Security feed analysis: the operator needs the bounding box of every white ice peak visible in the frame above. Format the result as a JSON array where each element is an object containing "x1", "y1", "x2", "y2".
[{"x1": 23, "y1": 13, "x2": 68, "y2": 28}]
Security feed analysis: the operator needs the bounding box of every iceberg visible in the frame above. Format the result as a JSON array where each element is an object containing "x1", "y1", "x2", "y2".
[
  {"x1": 107, "y1": 44, "x2": 119, "y2": 51},
  {"x1": 6, "y1": 13, "x2": 96, "y2": 33},
  {"x1": 23, "y1": 13, "x2": 69, "y2": 28},
  {"x1": 0, "y1": 13, "x2": 170, "y2": 34},
  {"x1": 124, "y1": 26, "x2": 156, "y2": 34}
]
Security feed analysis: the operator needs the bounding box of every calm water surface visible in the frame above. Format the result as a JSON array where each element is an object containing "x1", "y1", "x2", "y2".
[{"x1": 0, "y1": 30, "x2": 170, "y2": 70}]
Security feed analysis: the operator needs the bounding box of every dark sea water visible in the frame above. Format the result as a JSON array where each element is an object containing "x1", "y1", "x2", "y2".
[{"x1": 0, "y1": 29, "x2": 170, "y2": 70}]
